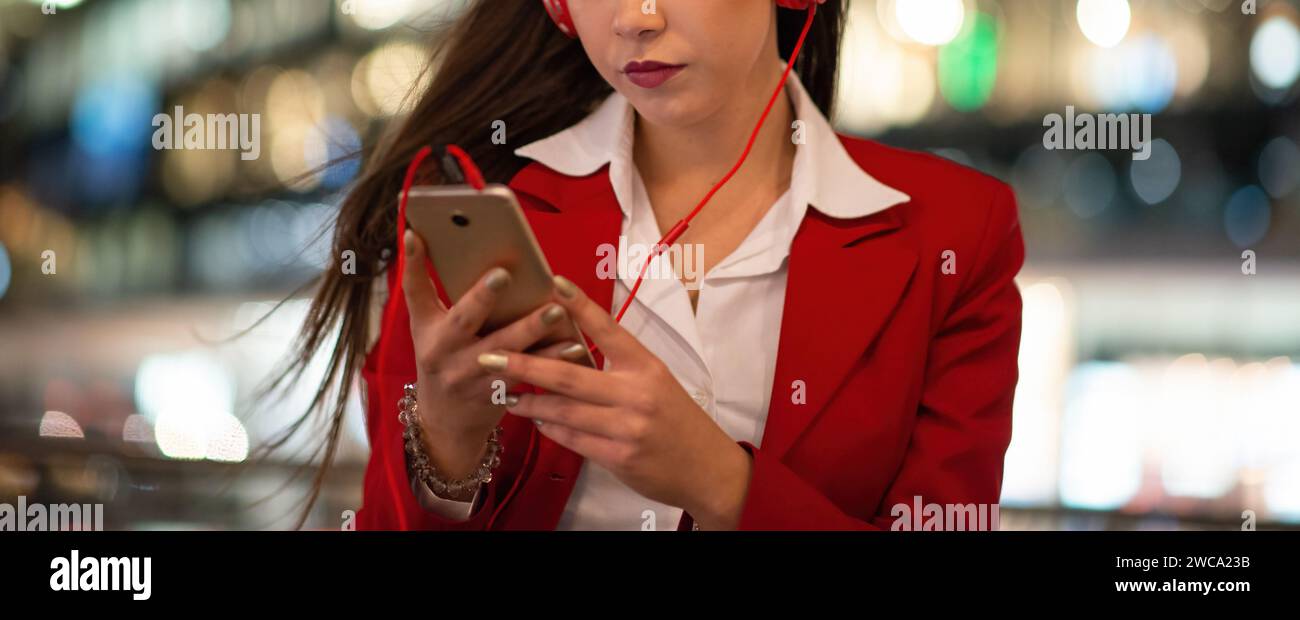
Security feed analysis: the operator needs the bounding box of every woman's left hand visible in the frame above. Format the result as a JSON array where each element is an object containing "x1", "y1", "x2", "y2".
[{"x1": 476, "y1": 275, "x2": 753, "y2": 530}]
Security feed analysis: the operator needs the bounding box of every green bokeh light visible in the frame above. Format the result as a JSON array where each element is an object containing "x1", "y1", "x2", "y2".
[{"x1": 938, "y1": 11, "x2": 1000, "y2": 112}]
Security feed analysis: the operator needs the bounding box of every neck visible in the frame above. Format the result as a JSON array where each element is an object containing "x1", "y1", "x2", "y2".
[{"x1": 632, "y1": 60, "x2": 797, "y2": 223}]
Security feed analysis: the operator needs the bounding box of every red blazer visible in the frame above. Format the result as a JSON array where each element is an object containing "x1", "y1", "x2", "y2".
[{"x1": 355, "y1": 135, "x2": 1024, "y2": 531}]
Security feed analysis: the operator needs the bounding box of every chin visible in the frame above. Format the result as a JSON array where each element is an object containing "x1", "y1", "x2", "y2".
[{"x1": 622, "y1": 87, "x2": 717, "y2": 129}]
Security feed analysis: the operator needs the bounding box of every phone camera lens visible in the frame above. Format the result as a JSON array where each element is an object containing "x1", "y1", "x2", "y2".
[{"x1": 451, "y1": 213, "x2": 470, "y2": 227}]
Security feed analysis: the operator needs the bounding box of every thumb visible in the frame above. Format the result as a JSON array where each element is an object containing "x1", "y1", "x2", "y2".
[{"x1": 401, "y1": 230, "x2": 446, "y2": 324}]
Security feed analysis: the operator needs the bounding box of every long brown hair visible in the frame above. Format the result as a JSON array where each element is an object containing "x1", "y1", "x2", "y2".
[{"x1": 265, "y1": 0, "x2": 846, "y2": 528}]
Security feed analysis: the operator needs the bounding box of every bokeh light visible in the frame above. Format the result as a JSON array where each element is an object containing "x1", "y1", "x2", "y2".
[
  {"x1": 1257, "y1": 136, "x2": 1300, "y2": 199},
  {"x1": 352, "y1": 40, "x2": 430, "y2": 118},
  {"x1": 1250, "y1": 15, "x2": 1300, "y2": 92},
  {"x1": 0, "y1": 241, "x2": 10, "y2": 300},
  {"x1": 159, "y1": 78, "x2": 240, "y2": 206},
  {"x1": 893, "y1": 0, "x2": 966, "y2": 46},
  {"x1": 1222, "y1": 186, "x2": 1272, "y2": 248},
  {"x1": 1011, "y1": 146, "x2": 1067, "y2": 209},
  {"x1": 122, "y1": 414, "x2": 154, "y2": 444},
  {"x1": 1130, "y1": 138, "x2": 1181, "y2": 205},
  {"x1": 837, "y1": 2, "x2": 936, "y2": 133},
  {"x1": 938, "y1": 11, "x2": 1000, "y2": 112},
  {"x1": 1076, "y1": 0, "x2": 1131, "y2": 48},
  {"x1": 134, "y1": 351, "x2": 234, "y2": 424},
  {"x1": 1157, "y1": 355, "x2": 1241, "y2": 500},
  {"x1": 1167, "y1": 16, "x2": 1210, "y2": 99},
  {"x1": 39, "y1": 411, "x2": 85, "y2": 439},
  {"x1": 1060, "y1": 362, "x2": 1142, "y2": 510},
  {"x1": 175, "y1": 0, "x2": 233, "y2": 52},
  {"x1": 155, "y1": 410, "x2": 249, "y2": 462},
  {"x1": 1121, "y1": 34, "x2": 1178, "y2": 113},
  {"x1": 70, "y1": 75, "x2": 158, "y2": 158},
  {"x1": 1082, "y1": 34, "x2": 1177, "y2": 112},
  {"x1": 1063, "y1": 153, "x2": 1117, "y2": 219},
  {"x1": 346, "y1": 0, "x2": 420, "y2": 31}
]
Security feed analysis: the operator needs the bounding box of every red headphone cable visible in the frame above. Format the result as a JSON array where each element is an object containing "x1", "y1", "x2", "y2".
[
  {"x1": 379, "y1": 3, "x2": 817, "y2": 528},
  {"x1": 376, "y1": 143, "x2": 486, "y2": 529},
  {"x1": 612, "y1": 3, "x2": 817, "y2": 325}
]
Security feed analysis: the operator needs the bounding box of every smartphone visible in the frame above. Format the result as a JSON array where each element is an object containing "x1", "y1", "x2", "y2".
[{"x1": 404, "y1": 184, "x2": 596, "y2": 368}]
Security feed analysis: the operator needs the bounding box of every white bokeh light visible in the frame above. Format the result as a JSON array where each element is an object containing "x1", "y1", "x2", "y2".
[
  {"x1": 346, "y1": 0, "x2": 418, "y2": 31},
  {"x1": 895, "y1": 0, "x2": 966, "y2": 46},
  {"x1": 135, "y1": 351, "x2": 234, "y2": 423},
  {"x1": 1076, "y1": 0, "x2": 1131, "y2": 48},
  {"x1": 1250, "y1": 16, "x2": 1300, "y2": 91},
  {"x1": 1059, "y1": 362, "x2": 1143, "y2": 510},
  {"x1": 135, "y1": 350, "x2": 247, "y2": 462},
  {"x1": 39, "y1": 411, "x2": 85, "y2": 439}
]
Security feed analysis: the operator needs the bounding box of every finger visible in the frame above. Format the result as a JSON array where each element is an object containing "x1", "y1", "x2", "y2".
[
  {"x1": 454, "y1": 337, "x2": 587, "y2": 386},
  {"x1": 529, "y1": 419, "x2": 626, "y2": 465},
  {"x1": 529, "y1": 340, "x2": 592, "y2": 364},
  {"x1": 463, "y1": 372, "x2": 528, "y2": 407},
  {"x1": 476, "y1": 303, "x2": 573, "y2": 357},
  {"x1": 477, "y1": 350, "x2": 621, "y2": 406},
  {"x1": 457, "y1": 341, "x2": 586, "y2": 408},
  {"x1": 508, "y1": 393, "x2": 627, "y2": 440},
  {"x1": 439, "y1": 267, "x2": 511, "y2": 342},
  {"x1": 550, "y1": 275, "x2": 642, "y2": 361},
  {"x1": 401, "y1": 230, "x2": 447, "y2": 322}
]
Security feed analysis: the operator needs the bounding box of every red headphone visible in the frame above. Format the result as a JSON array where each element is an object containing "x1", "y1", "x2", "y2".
[
  {"x1": 538, "y1": 0, "x2": 819, "y2": 322},
  {"x1": 542, "y1": 0, "x2": 816, "y2": 38}
]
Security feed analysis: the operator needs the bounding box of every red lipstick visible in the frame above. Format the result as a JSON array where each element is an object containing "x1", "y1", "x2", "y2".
[{"x1": 622, "y1": 60, "x2": 685, "y2": 89}]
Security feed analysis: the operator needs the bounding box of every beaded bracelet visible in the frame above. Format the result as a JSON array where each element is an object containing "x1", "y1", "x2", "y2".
[{"x1": 398, "y1": 383, "x2": 502, "y2": 500}]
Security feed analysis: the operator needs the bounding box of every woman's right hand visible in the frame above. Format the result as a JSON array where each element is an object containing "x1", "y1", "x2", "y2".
[{"x1": 400, "y1": 229, "x2": 587, "y2": 481}]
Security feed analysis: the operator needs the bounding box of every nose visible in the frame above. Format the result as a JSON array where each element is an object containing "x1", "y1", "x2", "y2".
[{"x1": 611, "y1": 0, "x2": 664, "y2": 40}]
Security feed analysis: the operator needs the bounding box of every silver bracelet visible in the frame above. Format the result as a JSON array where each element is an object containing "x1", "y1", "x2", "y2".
[{"x1": 398, "y1": 383, "x2": 502, "y2": 500}]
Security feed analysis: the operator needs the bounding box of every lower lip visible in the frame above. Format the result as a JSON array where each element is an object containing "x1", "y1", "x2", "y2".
[{"x1": 625, "y1": 66, "x2": 685, "y2": 89}]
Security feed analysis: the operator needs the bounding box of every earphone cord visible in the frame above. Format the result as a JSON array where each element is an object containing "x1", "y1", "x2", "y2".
[
  {"x1": 377, "y1": 143, "x2": 484, "y2": 529},
  {"x1": 611, "y1": 3, "x2": 818, "y2": 326},
  {"x1": 377, "y1": 4, "x2": 817, "y2": 527}
]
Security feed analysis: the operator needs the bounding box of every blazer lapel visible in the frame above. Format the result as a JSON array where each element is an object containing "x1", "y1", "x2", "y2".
[
  {"x1": 508, "y1": 161, "x2": 916, "y2": 489},
  {"x1": 760, "y1": 207, "x2": 917, "y2": 460}
]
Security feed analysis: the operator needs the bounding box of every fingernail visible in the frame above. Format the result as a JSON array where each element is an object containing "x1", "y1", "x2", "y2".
[
  {"x1": 485, "y1": 268, "x2": 511, "y2": 292},
  {"x1": 559, "y1": 342, "x2": 587, "y2": 360},
  {"x1": 553, "y1": 275, "x2": 577, "y2": 299},
  {"x1": 403, "y1": 230, "x2": 417, "y2": 256},
  {"x1": 534, "y1": 419, "x2": 544, "y2": 427},
  {"x1": 540, "y1": 304, "x2": 566, "y2": 326},
  {"x1": 505, "y1": 394, "x2": 519, "y2": 408},
  {"x1": 477, "y1": 352, "x2": 508, "y2": 371}
]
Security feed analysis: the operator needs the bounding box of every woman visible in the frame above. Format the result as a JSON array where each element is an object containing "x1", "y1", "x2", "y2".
[{"x1": 284, "y1": 0, "x2": 1024, "y2": 531}]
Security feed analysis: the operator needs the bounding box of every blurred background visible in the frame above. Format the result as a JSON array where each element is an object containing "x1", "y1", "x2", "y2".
[{"x1": 0, "y1": 0, "x2": 1297, "y2": 530}]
